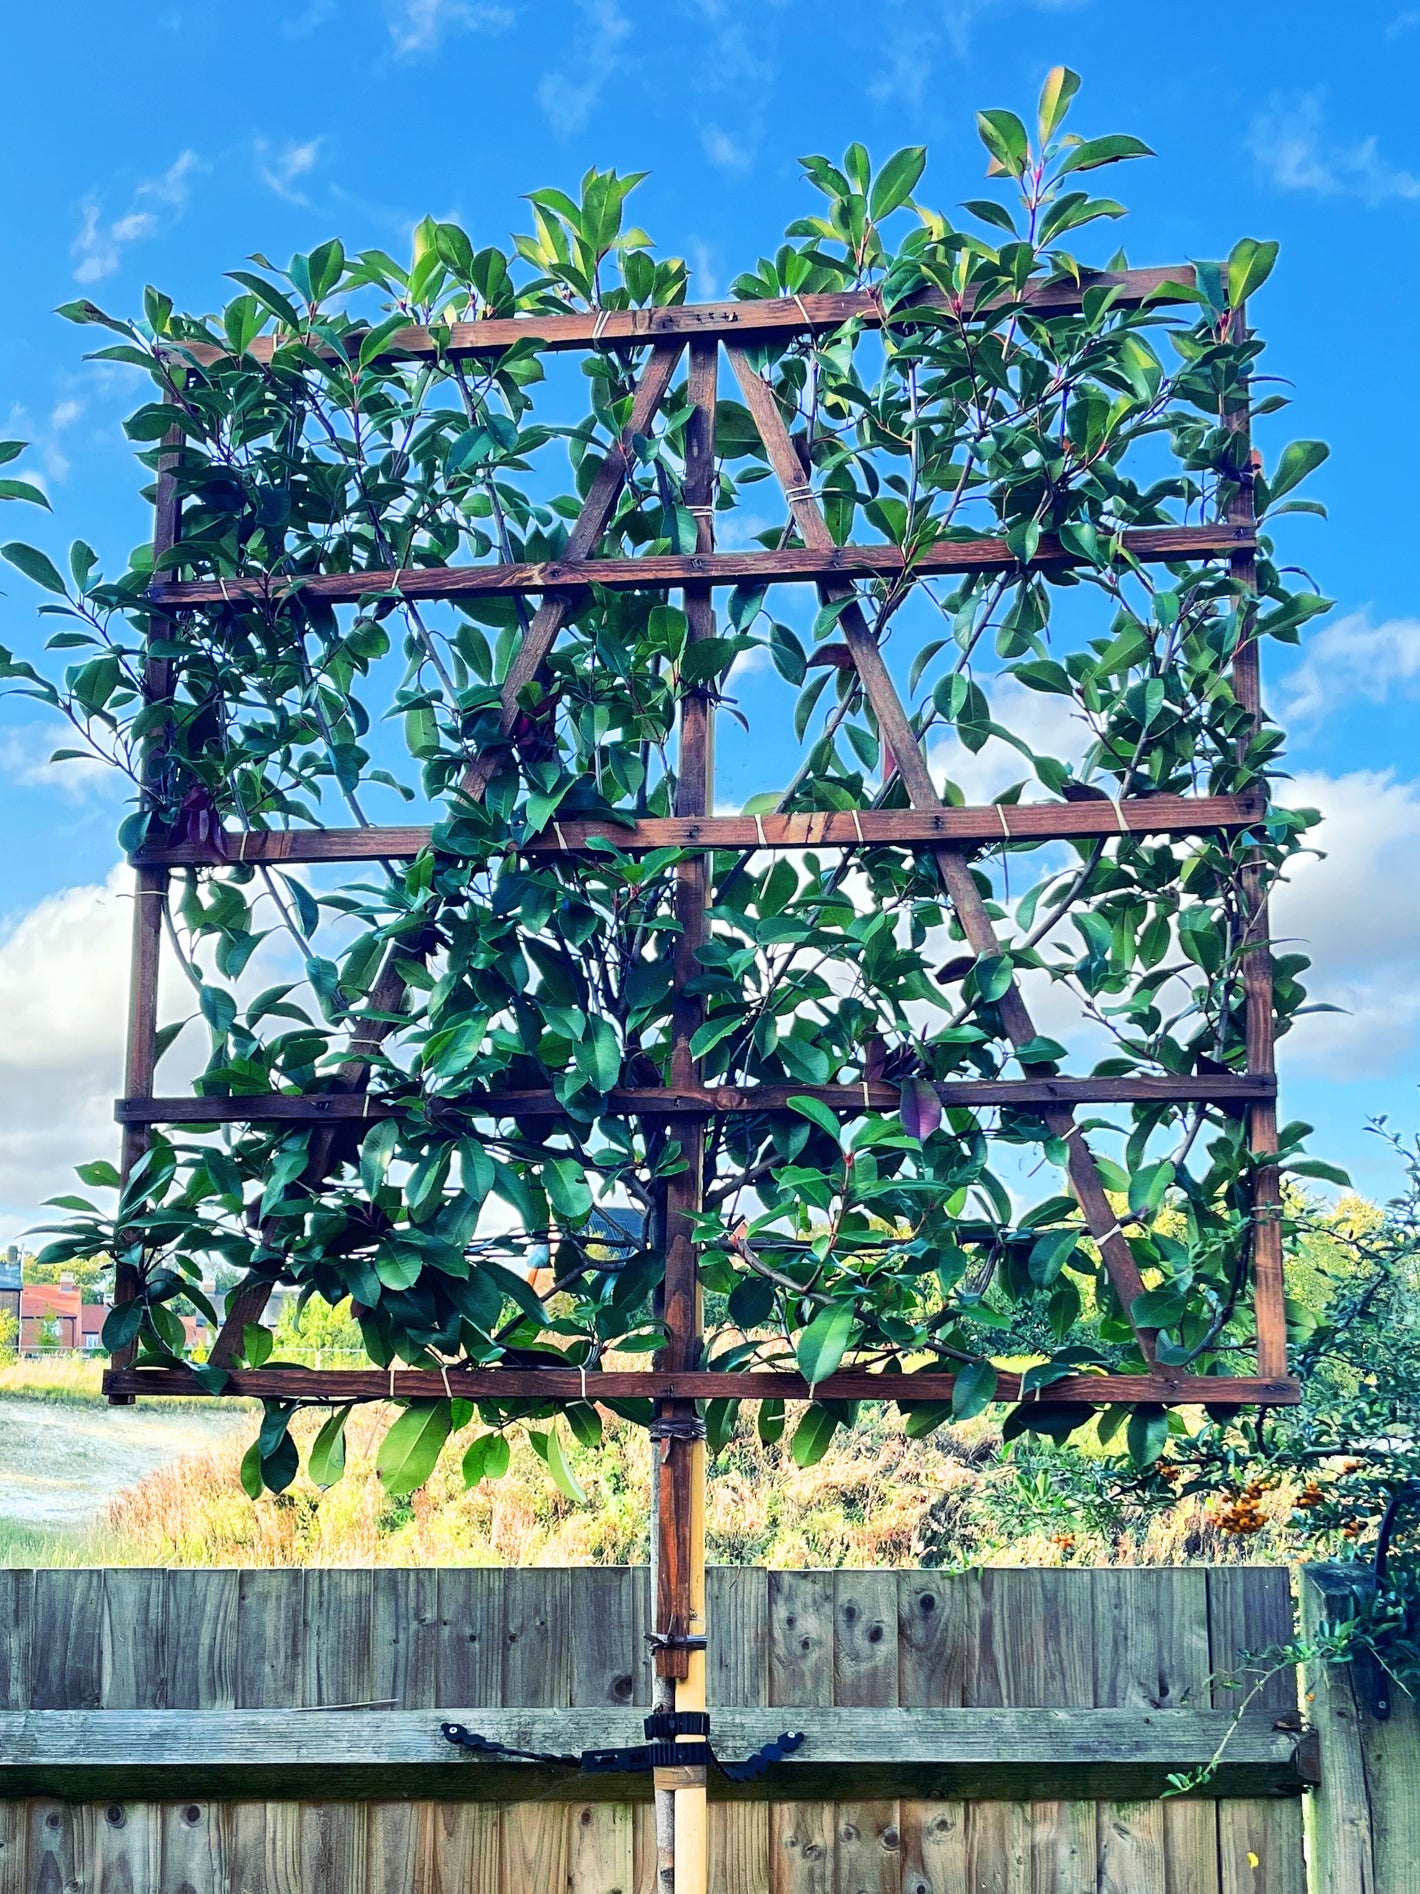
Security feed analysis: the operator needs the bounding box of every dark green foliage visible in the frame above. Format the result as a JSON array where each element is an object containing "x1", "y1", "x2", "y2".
[{"x1": 6, "y1": 76, "x2": 1333, "y2": 1496}]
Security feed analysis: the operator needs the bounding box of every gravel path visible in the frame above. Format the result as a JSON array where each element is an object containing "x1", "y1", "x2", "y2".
[{"x1": 0, "y1": 1397, "x2": 246, "y2": 1529}]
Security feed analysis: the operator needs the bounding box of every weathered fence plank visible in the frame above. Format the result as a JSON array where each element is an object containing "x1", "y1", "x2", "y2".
[
  {"x1": 0, "y1": 1566, "x2": 1324, "y2": 1893},
  {"x1": 1210, "y1": 1568, "x2": 1305, "y2": 1894}
]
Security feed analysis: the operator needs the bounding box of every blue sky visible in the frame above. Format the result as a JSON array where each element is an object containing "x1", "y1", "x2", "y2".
[{"x1": 0, "y1": 0, "x2": 1417, "y2": 1238}]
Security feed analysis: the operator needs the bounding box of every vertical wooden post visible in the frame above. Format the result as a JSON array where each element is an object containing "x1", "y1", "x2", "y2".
[
  {"x1": 653, "y1": 338, "x2": 716, "y2": 1894},
  {"x1": 1225, "y1": 304, "x2": 1287, "y2": 1381},
  {"x1": 110, "y1": 404, "x2": 182, "y2": 1403}
]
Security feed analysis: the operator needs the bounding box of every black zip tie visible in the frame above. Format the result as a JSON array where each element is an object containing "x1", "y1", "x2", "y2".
[
  {"x1": 440, "y1": 1724, "x2": 580, "y2": 1767},
  {"x1": 647, "y1": 1416, "x2": 707, "y2": 1441}
]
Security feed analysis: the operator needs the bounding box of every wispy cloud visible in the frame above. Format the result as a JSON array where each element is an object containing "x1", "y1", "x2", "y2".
[
  {"x1": 538, "y1": 0, "x2": 631, "y2": 134},
  {"x1": 1279, "y1": 610, "x2": 1420, "y2": 727},
  {"x1": 71, "y1": 150, "x2": 203, "y2": 285},
  {"x1": 1249, "y1": 94, "x2": 1420, "y2": 205},
  {"x1": 282, "y1": 0, "x2": 336, "y2": 35},
  {"x1": 4, "y1": 394, "x2": 87, "y2": 489},
  {"x1": 256, "y1": 136, "x2": 323, "y2": 208},
  {"x1": 1386, "y1": 8, "x2": 1420, "y2": 35},
  {"x1": 387, "y1": 0, "x2": 513, "y2": 58},
  {"x1": 701, "y1": 126, "x2": 751, "y2": 174}
]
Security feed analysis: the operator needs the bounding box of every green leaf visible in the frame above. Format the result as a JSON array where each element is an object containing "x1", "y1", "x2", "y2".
[
  {"x1": 974, "y1": 954, "x2": 1013, "y2": 1002},
  {"x1": 544, "y1": 1423, "x2": 589, "y2": 1505},
  {"x1": 101, "y1": 1300, "x2": 143, "y2": 1355},
  {"x1": 243, "y1": 1323, "x2": 273, "y2": 1368},
  {"x1": 1056, "y1": 134, "x2": 1154, "y2": 176},
  {"x1": 1130, "y1": 1287, "x2": 1189, "y2": 1329},
  {"x1": 1266, "y1": 440, "x2": 1328, "y2": 504},
  {"x1": 869, "y1": 146, "x2": 926, "y2": 221},
  {"x1": 1128, "y1": 1160, "x2": 1175, "y2": 1219},
  {"x1": 376, "y1": 1400, "x2": 452, "y2": 1496},
  {"x1": 76, "y1": 1159, "x2": 121, "y2": 1189},
  {"x1": 786, "y1": 1094, "x2": 842, "y2": 1142},
  {"x1": 790, "y1": 1404, "x2": 840, "y2": 1466},
  {"x1": 689, "y1": 1014, "x2": 743, "y2": 1060},
  {"x1": 543, "y1": 1156, "x2": 592, "y2": 1223},
  {"x1": 463, "y1": 1431, "x2": 511, "y2": 1486},
  {"x1": 795, "y1": 1300, "x2": 856, "y2": 1387},
  {"x1": 308, "y1": 1405, "x2": 351, "y2": 1489},
  {"x1": 951, "y1": 1358, "x2": 998, "y2": 1421},
  {"x1": 360, "y1": 1118, "x2": 399, "y2": 1198},
  {"x1": 976, "y1": 109, "x2": 1030, "y2": 178},
  {"x1": 1126, "y1": 1403, "x2": 1168, "y2": 1468},
  {"x1": 0, "y1": 480, "x2": 49, "y2": 509},
  {"x1": 1037, "y1": 66, "x2": 1081, "y2": 147},
  {"x1": 1227, "y1": 237, "x2": 1279, "y2": 307},
  {"x1": 240, "y1": 1438, "x2": 264, "y2": 1500},
  {"x1": 2, "y1": 542, "x2": 66, "y2": 594}
]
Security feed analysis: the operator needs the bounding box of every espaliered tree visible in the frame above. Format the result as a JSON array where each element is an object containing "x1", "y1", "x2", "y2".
[{"x1": 5, "y1": 71, "x2": 1335, "y2": 1501}]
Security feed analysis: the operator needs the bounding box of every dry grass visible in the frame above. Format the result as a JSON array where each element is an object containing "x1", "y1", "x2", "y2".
[{"x1": 91, "y1": 1401, "x2": 1302, "y2": 1571}]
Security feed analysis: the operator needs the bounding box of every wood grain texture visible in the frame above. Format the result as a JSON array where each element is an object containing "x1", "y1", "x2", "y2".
[
  {"x1": 899, "y1": 1573, "x2": 970, "y2": 1894},
  {"x1": 0, "y1": 1801, "x2": 22, "y2": 1894},
  {"x1": 302, "y1": 1570, "x2": 372, "y2": 1894},
  {"x1": 105, "y1": 1362, "x2": 1300, "y2": 1409},
  {"x1": 430, "y1": 1569, "x2": 500, "y2": 1893},
  {"x1": 709, "y1": 1567, "x2": 770, "y2": 1894},
  {"x1": 833, "y1": 1571, "x2": 901, "y2": 1894},
  {"x1": 1210, "y1": 1569, "x2": 1302, "y2": 1894},
  {"x1": 173, "y1": 266, "x2": 1200, "y2": 369},
  {"x1": 163, "y1": 1572, "x2": 237, "y2": 1712},
  {"x1": 770, "y1": 1572, "x2": 835, "y2": 1894},
  {"x1": 31, "y1": 1570, "x2": 105, "y2": 1712},
  {"x1": 0, "y1": 1572, "x2": 31, "y2": 1713},
  {"x1": 149, "y1": 523, "x2": 1250, "y2": 611},
  {"x1": 134, "y1": 792, "x2": 1267, "y2": 867},
  {"x1": 372, "y1": 1567, "x2": 439, "y2": 1709}
]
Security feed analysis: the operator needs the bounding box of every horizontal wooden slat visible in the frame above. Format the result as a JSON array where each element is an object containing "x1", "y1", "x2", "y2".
[
  {"x1": 102, "y1": 1364, "x2": 1301, "y2": 1408},
  {"x1": 114, "y1": 1072, "x2": 1274, "y2": 1127},
  {"x1": 133, "y1": 792, "x2": 1266, "y2": 867},
  {"x1": 147, "y1": 523, "x2": 1251, "y2": 611},
  {"x1": 0, "y1": 1703, "x2": 1313, "y2": 1802},
  {"x1": 172, "y1": 265, "x2": 1201, "y2": 369}
]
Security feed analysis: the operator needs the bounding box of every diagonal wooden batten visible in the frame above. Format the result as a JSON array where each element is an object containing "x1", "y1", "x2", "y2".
[
  {"x1": 726, "y1": 344, "x2": 1157, "y2": 1352},
  {"x1": 132, "y1": 792, "x2": 1266, "y2": 867},
  {"x1": 115, "y1": 1072, "x2": 1274, "y2": 1126},
  {"x1": 204, "y1": 341, "x2": 687, "y2": 1367},
  {"x1": 100, "y1": 1364, "x2": 1302, "y2": 1407},
  {"x1": 170, "y1": 264, "x2": 1200, "y2": 369},
  {"x1": 457, "y1": 338, "x2": 684, "y2": 803},
  {"x1": 145, "y1": 524, "x2": 1252, "y2": 611}
]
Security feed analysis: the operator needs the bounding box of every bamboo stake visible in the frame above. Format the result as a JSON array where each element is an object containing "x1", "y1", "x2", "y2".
[
  {"x1": 110, "y1": 406, "x2": 182, "y2": 1403},
  {"x1": 652, "y1": 337, "x2": 717, "y2": 1894},
  {"x1": 1225, "y1": 304, "x2": 1287, "y2": 1380}
]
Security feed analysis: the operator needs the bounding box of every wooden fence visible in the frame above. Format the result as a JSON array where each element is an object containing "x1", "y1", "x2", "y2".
[{"x1": 0, "y1": 1564, "x2": 1315, "y2": 1892}]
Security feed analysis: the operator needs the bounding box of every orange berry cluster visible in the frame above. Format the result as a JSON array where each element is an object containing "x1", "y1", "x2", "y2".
[
  {"x1": 1296, "y1": 1481, "x2": 1323, "y2": 1510},
  {"x1": 1216, "y1": 1482, "x2": 1268, "y2": 1535}
]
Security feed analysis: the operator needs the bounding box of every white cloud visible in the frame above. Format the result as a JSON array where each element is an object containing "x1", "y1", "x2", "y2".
[
  {"x1": 0, "y1": 727, "x2": 114, "y2": 802},
  {"x1": 0, "y1": 869, "x2": 134, "y2": 1243},
  {"x1": 1249, "y1": 94, "x2": 1420, "y2": 205},
  {"x1": 701, "y1": 126, "x2": 751, "y2": 173},
  {"x1": 256, "y1": 136, "x2": 323, "y2": 208},
  {"x1": 537, "y1": 0, "x2": 630, "y2": 133},
  {"x1": 927, "y1": 675, "x2": 1088, "y2": 804},
  {"x1": 1278, "y1": 609, "x2": 1420, "y2": 728},
  {"x1": 71, "y1": 151, "x2": 203, "y2": 285},
  {"x1": 1272, "y1": 769, "x2": 1420, "y2": 1080},
  {"x1": 387, "y1": 0, "x2": 513, "y2": 57}
]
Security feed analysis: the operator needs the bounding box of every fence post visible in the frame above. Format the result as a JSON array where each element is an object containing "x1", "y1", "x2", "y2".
[{"x1": 1300, "y1": 1561, "x2": 1420, "y2": 1892}]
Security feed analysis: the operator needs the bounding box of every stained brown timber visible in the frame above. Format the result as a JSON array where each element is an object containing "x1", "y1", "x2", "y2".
[
  {"x1": 114, "y1": 1072, "x2": 1273, "y2": 1126},
  {"x1": 102, "y1": 1366, "x2": 1301, "y2": 1408},
  {"x1": 0, "y1": 1703, "x2": 1312, "y2": 1803},
  {"x1": 171, "y1": 264, "x2": 1200, "y2": 368},
  {"x1": 146, "y1": 524, "x2": 1252, "y2": 611},
  {"x1": 132, "y1": 791, "x2": 1265, "y2": 866}
]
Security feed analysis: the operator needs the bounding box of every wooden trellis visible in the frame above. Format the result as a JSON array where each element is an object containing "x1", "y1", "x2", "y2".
[{"x1": 103, "y1": 267, "x2": 1296, "y2": 1689}]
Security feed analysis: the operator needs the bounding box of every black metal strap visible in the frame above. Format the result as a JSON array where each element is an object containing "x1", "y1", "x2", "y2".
[
  {"x1": 440, "y1": 1723, "x2": 580, "y2": 1767},
  {"x1": 440, "y1": 1717, "x2": 805, "y2": 1782}
]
